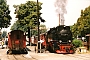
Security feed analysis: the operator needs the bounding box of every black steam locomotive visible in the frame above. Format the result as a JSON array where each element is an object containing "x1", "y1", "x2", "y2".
[{"x1": 46, "y1": 25, "x2": 75, "y2": 53}]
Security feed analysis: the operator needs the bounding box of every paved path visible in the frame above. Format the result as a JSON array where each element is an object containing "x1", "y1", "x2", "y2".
[
  {"x1": 0, "y1": 46, "x2": 90, "y2": 60},
  {"x1": 27, "y1": 46, "x2": 90, "y2": 60}
]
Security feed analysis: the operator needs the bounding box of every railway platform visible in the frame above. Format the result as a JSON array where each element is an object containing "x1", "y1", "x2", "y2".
[{"x1": 26, "y1": 46, "x2": 90, "y2": 60}]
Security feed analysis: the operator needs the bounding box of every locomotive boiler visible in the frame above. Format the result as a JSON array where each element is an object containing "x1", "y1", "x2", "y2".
[
  {"x1": 7, "y1": 30, "x2": 28, "y2": 54},
  {"x1": 46, "y1": 25, "x2": 75, "y2": 53}
]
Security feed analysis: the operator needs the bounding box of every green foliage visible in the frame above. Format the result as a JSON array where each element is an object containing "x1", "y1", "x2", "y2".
[
  {"x1": 31, "y1": 29, "x2": 38, "y2": 36},
  {"x1": 71, "y1": 6, "x2": 90, "y2": 38},
  {"x1": 31, "y1": 24, "x2": 47, "y2": 36},
  {"x1": 72, "y1": 39, "x2": 82, "y2": 48},
  {"x1": 11, "y1": 21, "x2": 47, "y2": 36},
  {"x1": 11, "y1": 1, "x2": 46, "y2": 36},
  {"x1": 14, "y1": 1, "x2": 43, "y2": 27},
  {"x1": 0, "y1": 0, "x2": 12, "y2": 28},
  {"x1": 10, "y1": 21, "x2": 28, "y2": 32},
  {"x1": 40, "y1": 24, "x2": 47, "y2": 33}
]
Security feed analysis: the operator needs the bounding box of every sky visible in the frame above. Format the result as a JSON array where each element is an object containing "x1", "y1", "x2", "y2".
[{"x1": 2, "y1": 0, "x2": 90, "y2": 32}]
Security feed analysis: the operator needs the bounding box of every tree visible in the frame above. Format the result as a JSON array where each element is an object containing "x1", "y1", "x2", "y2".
[
  {"x1": 13, "y1": 1, "x2": 45, "y2": 28},
  {"x1": 10, "y1": 20, "x2": 27, "y2": 32},
  {"x1": 0, "y1": 0, "x2": 12, "y2": 28},
  {"x1": 11, "y1": 21, "x2": 47, "y2": 36},
  {"x1": 71, "y1": 24, "x2": 79, "y2": 38},
  {"x1": 12, "y1": 1, "x2": 46, "y2": 39},
  {"x1": 39, "y1": 24, "x2": 47, "y2": 34},
  {"x1": 72, "y1": 39, "x2": 82, "y2": 48},
  {"x1": 71, "y1": 6, "x2": 90, "y2": 38}
]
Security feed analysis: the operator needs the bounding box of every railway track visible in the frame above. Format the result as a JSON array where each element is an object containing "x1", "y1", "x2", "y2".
[{"x1": 7, "y1": 54, "x2": 36, "y2": 60}]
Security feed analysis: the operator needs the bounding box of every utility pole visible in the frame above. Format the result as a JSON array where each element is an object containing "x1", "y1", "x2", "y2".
[
  {"x1": 37, "y1": 0, "x2": 40, "y2": 53},
  {"x1": 28, "y1": 27, "x2": 31, "y2": 46}
]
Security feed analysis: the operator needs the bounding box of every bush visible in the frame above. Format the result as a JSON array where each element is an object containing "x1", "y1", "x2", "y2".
[{"x1": 72, "y1": 39, "x2": 83, "y2": 48}]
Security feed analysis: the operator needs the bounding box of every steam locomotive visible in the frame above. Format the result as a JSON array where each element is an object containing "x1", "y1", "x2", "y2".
[{"x1": 46, "y1": 25, "x2": 75, "y2": 53}]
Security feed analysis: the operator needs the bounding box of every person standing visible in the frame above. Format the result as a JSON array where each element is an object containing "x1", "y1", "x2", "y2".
[
  {"x1": 1, "y1": 40, "x2": 4, "y2": 49},
  {"x1": 5, "y1": 39, "x2": 8, "y2": 49}
]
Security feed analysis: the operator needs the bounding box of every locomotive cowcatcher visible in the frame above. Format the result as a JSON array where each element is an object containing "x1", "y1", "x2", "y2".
[
  {"x1": 46, "y1": 25, "x2": 75, "y2": 54},
  {"x1": 7, "y1": 30, "x2": 28, "y2": 54}
]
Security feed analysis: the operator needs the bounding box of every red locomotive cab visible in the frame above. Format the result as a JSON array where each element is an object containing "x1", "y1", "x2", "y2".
[
  {"x1": 40, "y1": 33, "x2": 47, "y2": 48},
  {"x1": 7, "y1": 30, "x2": 28, "y2": 54},
  {"x1": 30, "y1": 36, "x2": 37, "y2": 46}
]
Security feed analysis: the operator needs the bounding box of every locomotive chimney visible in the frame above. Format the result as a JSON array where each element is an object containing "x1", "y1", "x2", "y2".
[{"x1": 59, "y1": 13, "x2": 60, "y2": 26}]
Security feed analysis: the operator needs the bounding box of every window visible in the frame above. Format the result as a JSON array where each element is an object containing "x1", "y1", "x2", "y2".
[{"x1": 17, "y1": 35, "x2": 20, "y2": 39}]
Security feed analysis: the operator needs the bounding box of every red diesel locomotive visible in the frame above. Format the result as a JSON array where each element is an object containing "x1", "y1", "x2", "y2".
[{"x1": 7, "y1": 30, "x2": 28, "y2": 54}]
